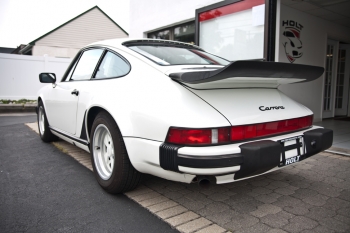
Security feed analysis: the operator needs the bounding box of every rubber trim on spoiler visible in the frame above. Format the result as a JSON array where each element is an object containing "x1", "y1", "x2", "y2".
[{"x1": 169, "y1": 61, "x2": 325, "y2": 84}]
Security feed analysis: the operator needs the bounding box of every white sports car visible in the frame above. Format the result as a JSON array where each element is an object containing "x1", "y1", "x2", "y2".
[{"x1": 37, "y1": 38, "x2": 333, "y2": 193}]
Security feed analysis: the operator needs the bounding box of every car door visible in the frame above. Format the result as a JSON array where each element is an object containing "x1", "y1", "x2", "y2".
[{"x1": 45, "y1": 48, "x2": 104, "y2": 135}]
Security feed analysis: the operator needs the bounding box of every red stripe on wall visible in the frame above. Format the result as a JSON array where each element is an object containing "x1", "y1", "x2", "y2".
[{"x1": 199, "y1": 0, "x2": 265, "y2": 22}]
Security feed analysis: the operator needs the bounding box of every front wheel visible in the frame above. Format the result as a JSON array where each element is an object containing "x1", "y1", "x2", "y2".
[{"x1": 90, "y1": 111, "x2": 141, "y2": 194}]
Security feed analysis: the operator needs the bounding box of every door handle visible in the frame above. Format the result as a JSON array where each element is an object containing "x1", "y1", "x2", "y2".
[{"x1": 71, "y1": 89, "x2": 79, "y2": 96}]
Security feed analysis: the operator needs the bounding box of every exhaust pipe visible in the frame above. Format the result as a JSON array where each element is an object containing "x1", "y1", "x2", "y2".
[{"x1": 196, "y1": 176, "x2": 212, "y2": 189}]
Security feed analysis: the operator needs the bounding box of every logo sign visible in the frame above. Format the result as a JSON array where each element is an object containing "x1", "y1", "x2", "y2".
[{"x1": 282, "y1": 20, "x2": 303, "y2": 63}]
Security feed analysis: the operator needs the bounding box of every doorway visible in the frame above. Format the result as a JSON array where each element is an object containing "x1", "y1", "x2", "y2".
[{"x1": 323, "y1": 40, "x2": 350, "y2": 118}]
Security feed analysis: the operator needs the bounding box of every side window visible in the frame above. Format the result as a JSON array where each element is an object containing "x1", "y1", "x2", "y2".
[
  {"x1": 95, "y1": 52, "x2": 130, "y2": 79},
  {"x1": 65, "y1": 58, "x2": 79, "y2": 81},
  {"x1": 70, "y1": 49, "x2": 104, "y2": 81}
]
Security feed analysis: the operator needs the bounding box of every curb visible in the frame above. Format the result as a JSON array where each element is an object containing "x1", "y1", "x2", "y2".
[
  {"x1": 326, "y1": 146, "x2": 350, "y2": 157},
  {"x1": 0, "y1": 104, "x2": 36, "y2": 113}
]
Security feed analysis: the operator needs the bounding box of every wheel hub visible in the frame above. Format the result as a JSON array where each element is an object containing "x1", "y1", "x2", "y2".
[{"x1": 93, "y1": 124, "x2": 115, "y2": 180}]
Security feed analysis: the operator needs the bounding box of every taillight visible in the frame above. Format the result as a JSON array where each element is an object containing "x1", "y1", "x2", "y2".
[
  {"x1": 166, "y1": 128, "x2": 212, "y2": 145},
  {"x1": 165, "y1": 115, "x2": 313, "y2": 145},
  {"x1": 166, "y1": 128, "x2": 230, "y2": 145}
]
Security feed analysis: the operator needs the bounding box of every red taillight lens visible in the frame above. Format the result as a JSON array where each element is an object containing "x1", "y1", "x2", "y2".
[
  {"x1": 299, "y1": 115, "x2": 313, "y2": 128},
  {"x1": 166, "y1": 128, "x2": 212, "y2": 145},
  {"x1": 256, "y1": 115, "x2": 313, "y2": 138},
  {"x1": 230, "y1": 125, "x2": 258, "y2": 141},
  {"x1": 166, "y1": 115, "x2": 313, "y2": 145},
  {"x1": 218, "y1": 127, "x2": 230, "y2": 143}
]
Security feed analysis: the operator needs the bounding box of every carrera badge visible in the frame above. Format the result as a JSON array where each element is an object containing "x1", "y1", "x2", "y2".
[{"x1": 259, "y1": 106, "x2": 285, "y2": 111}]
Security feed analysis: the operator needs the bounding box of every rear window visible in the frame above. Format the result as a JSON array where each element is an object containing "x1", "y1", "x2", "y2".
[{"x1": 128, "y1": 45, "x2": 229, "y2": 66}]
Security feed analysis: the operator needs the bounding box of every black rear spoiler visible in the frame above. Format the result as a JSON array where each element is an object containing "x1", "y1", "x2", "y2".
[{"x1": 169, "y1": 61, "x2": 325, "y2": 84}]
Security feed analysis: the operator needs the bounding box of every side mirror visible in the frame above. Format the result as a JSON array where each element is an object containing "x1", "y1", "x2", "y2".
[{"x1": 39, "y1": 73, "x2": 56, "y2": 83}]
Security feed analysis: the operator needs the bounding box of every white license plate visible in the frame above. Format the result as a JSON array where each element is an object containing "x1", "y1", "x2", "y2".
[
  {"x1": 279, "y1": 135, "x2": 303, "y2": 167},
  {"x1": 285, "y1": 155, "x2": 301, "y2": 165}
]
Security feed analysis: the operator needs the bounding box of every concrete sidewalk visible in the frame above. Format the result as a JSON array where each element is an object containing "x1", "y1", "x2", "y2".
[
  {"x1": 315, "y1": 119, "x2": 350, "y2": 153},
  {"x1": 26, "y1": 122, "x2": 350, "y2": 233}
]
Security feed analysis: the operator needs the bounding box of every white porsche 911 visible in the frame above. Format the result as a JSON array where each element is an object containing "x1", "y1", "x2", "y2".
[{"x1": 37, "y1": 38, "x2": 333, "y2": 194}]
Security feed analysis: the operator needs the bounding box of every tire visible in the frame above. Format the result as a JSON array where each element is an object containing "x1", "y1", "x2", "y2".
[
  {"x1": 90, "y1": 111, "x2": 141, "y2": 194},
  {"x1": 37, "y1": 100, "x2": 58, "y2": 142}
]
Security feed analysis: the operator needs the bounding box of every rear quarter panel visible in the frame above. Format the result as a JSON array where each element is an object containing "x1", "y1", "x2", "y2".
[{"x1": 80, "y1": 48, "x2": 230, "y2": 142}]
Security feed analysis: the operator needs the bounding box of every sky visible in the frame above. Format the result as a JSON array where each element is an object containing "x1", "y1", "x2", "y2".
[{"x1": 0, "y1": 0, "x2": 130, "y2": 48}]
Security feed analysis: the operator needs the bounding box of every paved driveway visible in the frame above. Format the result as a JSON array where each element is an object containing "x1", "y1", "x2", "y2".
[
  {"x1": 19, "y1": 122, "x2": 350, "y2": 232},
  {"x1": 141, "y1": 152, "x2": 350, "y2": 233}
]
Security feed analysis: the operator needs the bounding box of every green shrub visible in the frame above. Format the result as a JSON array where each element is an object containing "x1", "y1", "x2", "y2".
[{"x1": 0, "y1": 99, "x2": 36, "y2": 104}]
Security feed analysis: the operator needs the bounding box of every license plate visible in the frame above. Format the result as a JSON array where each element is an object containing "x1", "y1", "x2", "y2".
[
  {"x1": 285, "y1": 155, "x2": 301, "y2": 165},
  {"x1": 278, "y1": 135, "x2": 303, "y2": 167}
]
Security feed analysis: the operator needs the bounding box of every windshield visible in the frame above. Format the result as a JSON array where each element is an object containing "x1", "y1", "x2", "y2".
[{"x1": 128, "y1": 45, "x2": 229, "y2": 66}]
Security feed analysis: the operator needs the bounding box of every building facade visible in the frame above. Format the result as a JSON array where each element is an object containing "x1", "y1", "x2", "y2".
[
  {"x1": 130, "y1": 0, "x2": 350, "y2": 122},
  {"x1": 20, "y1": 6, "x2": 128, "y2": 58}
]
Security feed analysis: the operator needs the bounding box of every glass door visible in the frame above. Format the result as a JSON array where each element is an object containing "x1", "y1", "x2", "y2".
[
  {"x1": 323, "y1": 40, "x2": 338, "y2": 118},
  {"x1": 335, "y1": 44, "x2": 350, "y2": 116}
]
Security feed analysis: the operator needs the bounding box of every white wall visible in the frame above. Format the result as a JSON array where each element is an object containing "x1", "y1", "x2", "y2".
[
  {"x1": 129, "y1": 0, "x2": 223, "y2": 38},
  {"x1": 33, "y1": 45, "x2": 80, "y2": 59},
  {"x1": 0, "y1": 53, "x2": 71, "y2": 100},
  {"x1": 276, "y1": 4, "x2": 350, "y2": 122},
  {"x1": 33, "y1": 8, "x2": 128, "y2": 58}
]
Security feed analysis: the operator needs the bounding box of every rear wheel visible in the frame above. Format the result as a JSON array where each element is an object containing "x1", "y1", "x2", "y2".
[
  {"x1": 90, "y1": 111, "x2": 141, "y2": 194},
  {"x1": 37, "y1": 101, "x2": 58, "y2": 142}
]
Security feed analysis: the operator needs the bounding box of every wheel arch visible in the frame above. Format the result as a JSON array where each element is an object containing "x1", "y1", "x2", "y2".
[
  {"x1": 37, "y1": 95, "x2": 48, "y2": 111},
  {"x1": 86, "y1": 106, "x2": 118, "y2": 141},
  {"x1": 37, "y1": 96, "x2": 45, "y2": 107}
]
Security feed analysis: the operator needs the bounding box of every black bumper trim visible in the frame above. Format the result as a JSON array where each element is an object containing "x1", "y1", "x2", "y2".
[
  {"x1": 159, "y1": 128, "x2": 333, "y2": 175},
  {"x1": 235, "y1": 140, "x2": 281, "y2": 179},
  {"x1": 302, "y1": 128, "x2": 333, "y2": 159},
  {"x1": 159, "y1": 143, "x2": 182, "y2": 171},
  {"x1": 177, "y1": 153, "x2": 243, "y2": 169}
]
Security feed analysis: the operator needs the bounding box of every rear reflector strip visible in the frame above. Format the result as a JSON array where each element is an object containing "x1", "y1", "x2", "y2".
[{"x1": 166, "y1": 115, "x2": 313, "y2": 145}]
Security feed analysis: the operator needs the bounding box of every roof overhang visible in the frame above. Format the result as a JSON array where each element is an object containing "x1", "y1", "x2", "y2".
[{"x1": 19, "y1": 44, "x2": 34, "y2": 54}]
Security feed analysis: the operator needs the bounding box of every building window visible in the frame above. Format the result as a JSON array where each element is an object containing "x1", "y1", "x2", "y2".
[{"x1": 148, "y1": 21, "x2": 195, "y2": 44}]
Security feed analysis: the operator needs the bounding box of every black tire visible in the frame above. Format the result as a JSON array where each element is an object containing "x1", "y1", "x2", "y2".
[
  {"x1": 90, "y1": 111, "x2": 141, "y2": 194},
  {"x1": 37, "y1": 100, "x2": 58, "y2": 142}
]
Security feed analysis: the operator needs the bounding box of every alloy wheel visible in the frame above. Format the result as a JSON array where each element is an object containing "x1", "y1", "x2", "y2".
[{"x1": 92, "y1": 124, "x2": 115, "y2": 180}]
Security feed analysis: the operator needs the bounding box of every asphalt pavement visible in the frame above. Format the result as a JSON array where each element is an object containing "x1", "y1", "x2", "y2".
[
  {"x1": 0, "y1": 113, "x2": 36, "y2": 127},
  {"x1": 0, "y1": 115, "x2": 178, "y2": 233}
]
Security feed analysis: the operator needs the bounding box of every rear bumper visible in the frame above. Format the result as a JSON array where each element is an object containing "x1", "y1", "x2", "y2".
[{"x1": 160, "y1": 128, "x2": 333, "y2": 180}]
